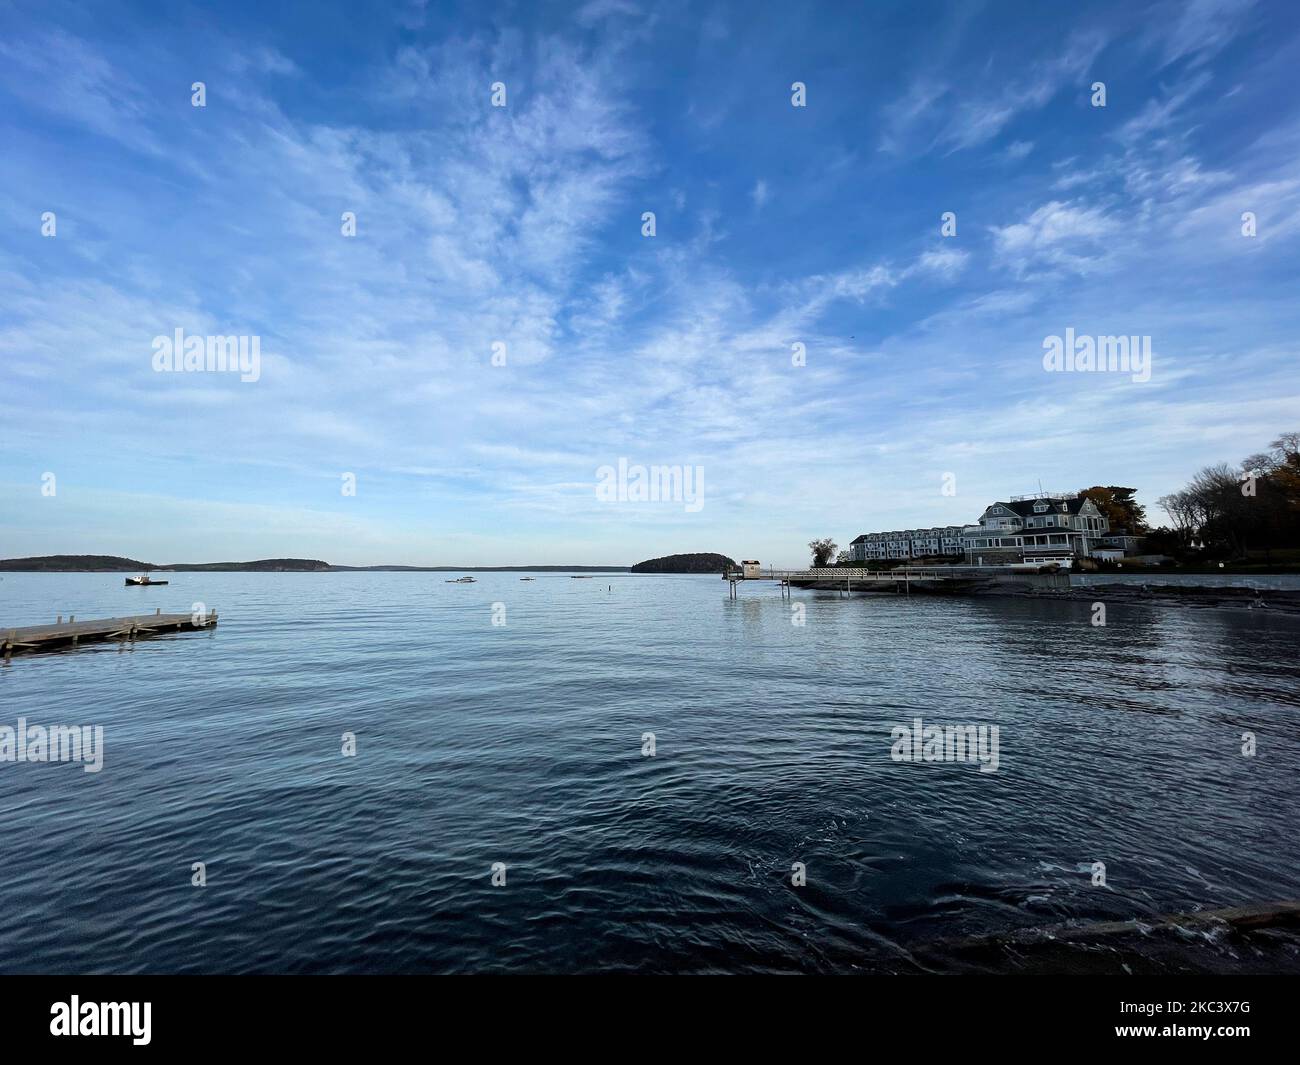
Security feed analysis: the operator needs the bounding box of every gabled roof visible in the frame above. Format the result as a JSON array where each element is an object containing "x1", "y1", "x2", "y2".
[{"x1": 995, "y1": 496, "x2": 1090, "y2": 518}]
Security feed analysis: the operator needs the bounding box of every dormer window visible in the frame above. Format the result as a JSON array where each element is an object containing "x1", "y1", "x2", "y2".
[{"x1": 1033, "y1": 503, "x2": 1048, "y2": 513}]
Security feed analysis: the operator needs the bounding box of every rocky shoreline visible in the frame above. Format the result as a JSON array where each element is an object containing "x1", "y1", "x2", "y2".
[
  {"x1": 913, "y1": 901, "x2": 1300, "y2": 975},
  {"x1": 801, "y1": 572, "x2": 1300, "y2": 615},
  {"x1": 1027, "y1": 581, "x2": 1300, "y2": 616}
]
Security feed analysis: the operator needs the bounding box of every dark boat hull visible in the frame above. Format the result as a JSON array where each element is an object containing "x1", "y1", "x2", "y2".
[{"x1": 125, "y1": 579, "x2": 169, "y2": 586}]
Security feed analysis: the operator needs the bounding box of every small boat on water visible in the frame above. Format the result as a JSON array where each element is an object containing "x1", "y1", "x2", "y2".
[
  {"x1": 125, "y1": 573, "x2": 169, "y2": 586},
  {"x1": 445, "y1": 576, "x2": 477, "y2": 583},
  {"x1": 520, "y1": 577, "x2": 536, "y2": 581}
]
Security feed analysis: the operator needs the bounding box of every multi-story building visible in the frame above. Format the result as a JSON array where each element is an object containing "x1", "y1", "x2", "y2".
[
  {"x1": 847, "y1": 526, "x2": 965, "y2": 562},
  {"x1": 961, "y1": 494, "x2": 1109, "y2": 564},
  {"x1": 848, "y1": 493, "x2": 1122, "y2": 567}
]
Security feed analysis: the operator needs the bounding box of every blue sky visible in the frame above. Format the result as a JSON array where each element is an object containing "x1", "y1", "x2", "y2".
[{"x1": 2, "y1": 0, "x2": 1298, "y2": 566}]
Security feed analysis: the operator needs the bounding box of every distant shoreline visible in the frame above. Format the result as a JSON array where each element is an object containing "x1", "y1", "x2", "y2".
[{"x1": 0, "y1": 557, "x2": 632, "y2": 574}]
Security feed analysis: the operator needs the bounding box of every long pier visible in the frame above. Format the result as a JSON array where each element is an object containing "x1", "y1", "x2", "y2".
[
  {"x1": 2, "y1": 609, "x2": 218, "y2": 659},
  {"x1": 725, "y1": 565, "x2": 1065, "y2": 598}
]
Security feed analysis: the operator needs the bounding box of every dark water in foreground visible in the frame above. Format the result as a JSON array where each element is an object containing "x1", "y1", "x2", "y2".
[{"x1": 2, "y1": 572, "x2": 1298, "y2": 974}]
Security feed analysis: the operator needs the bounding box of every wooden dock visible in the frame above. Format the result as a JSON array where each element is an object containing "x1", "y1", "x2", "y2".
[
  {"x1": 2, "y1": 609, "x2": 218, "y2": 659},
  {"x1": 722, "y1": 565, "x2": 1075, "y2": 598},
  {"x1": 725, "y1": 566, "x2": 1000, "y2": 598}
]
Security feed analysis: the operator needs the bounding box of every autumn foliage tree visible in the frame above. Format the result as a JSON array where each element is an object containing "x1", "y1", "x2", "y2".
[{"x1": 1079, "y1": 485, "x2": 1148, "y2": 533}]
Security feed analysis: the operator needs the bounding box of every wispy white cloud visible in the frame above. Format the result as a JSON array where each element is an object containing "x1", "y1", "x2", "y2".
[
  {"x1": 1153, "y1": 0, "x2": 1258, "y2": 67},
  {"x1": 1116, "y1": 70, "x2": 1214, "y2": 144},
  {"x1": 882, "y1": 31, "x2": 1108, "y2": 155},
  {"x1": 0, "y1": 29, "x2": 165, "y2": 156},
  {"x1": 576, "y1": 0, "x2": 642, "y2": 25},
  {"x1": 990, "y1": 200, "x2": 1120, "y2": 276},
  {"x1": 909, "y1": 247, "x2": 970, "y2": 281}
]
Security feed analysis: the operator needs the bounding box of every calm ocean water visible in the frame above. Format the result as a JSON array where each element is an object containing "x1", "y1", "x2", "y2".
[{"x1": 2, "y1": 571, "x2": 1298, "y2": 974}]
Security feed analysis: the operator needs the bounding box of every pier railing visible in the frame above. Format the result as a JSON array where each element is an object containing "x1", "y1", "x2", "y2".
[{"x1": 726, "y1": 566, "x2": 995, "y2": 582}]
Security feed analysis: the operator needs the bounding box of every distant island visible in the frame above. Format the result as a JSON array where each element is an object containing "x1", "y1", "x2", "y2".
[
  {"x1": 0, "y1": 555, "x2": 629, "y2": 573},
  {"x1": 0, "y1": 555, "x2": 331, "y2": 572},
  {"x1": 630, "y1": 552, "x2": 737, "y2": 574}
]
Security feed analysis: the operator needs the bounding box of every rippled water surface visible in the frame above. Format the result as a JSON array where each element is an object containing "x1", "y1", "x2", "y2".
[{"x1": 2, "y1": 572, "x2": 1298, "y2": 973}]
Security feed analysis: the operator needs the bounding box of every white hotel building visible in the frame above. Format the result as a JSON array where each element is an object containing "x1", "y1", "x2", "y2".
[
  {"x1": 847, "y1": 494, "x2": 1120, "y2": 565},
  {"x1": 849, "y1": 526, "x2": 966, "y2": 562}
]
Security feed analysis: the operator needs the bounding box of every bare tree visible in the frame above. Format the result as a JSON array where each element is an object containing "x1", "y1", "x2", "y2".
[
  {"x1": 1160, "y1": 432, "x2": 1300, "y2": 558},
  {"x1": 1157, "y1": 491, "x2": 1196, "y2": 543},
  {"x1": 1270, "y1": 431, "x2": 1300, "y2": 457}
]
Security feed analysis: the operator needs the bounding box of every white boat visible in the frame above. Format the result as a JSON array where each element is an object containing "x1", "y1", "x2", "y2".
[
  {"x1": 445, "y1": 576, "x2": 477, "y2": 583},
  {"x1": 126, "y1": 573, "x2": 169, "y2": 586}
]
